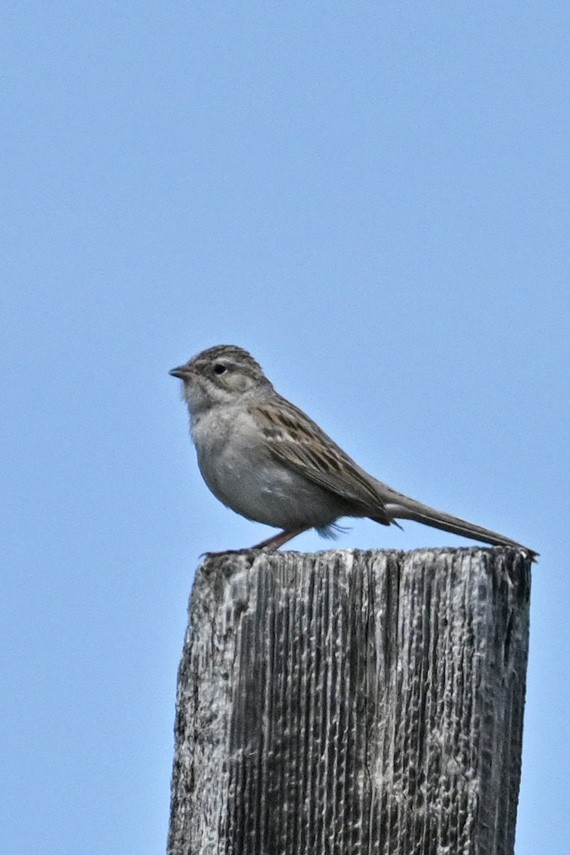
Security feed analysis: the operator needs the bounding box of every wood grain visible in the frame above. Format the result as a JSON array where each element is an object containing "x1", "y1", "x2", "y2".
[{"x1": 168, "y1": 547, "x2": 530, "y2": 855}]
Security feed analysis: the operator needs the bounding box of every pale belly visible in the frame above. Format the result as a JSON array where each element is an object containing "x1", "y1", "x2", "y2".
[{"x1": 192, "y1": 408, "x2": 346, "y2": 530}]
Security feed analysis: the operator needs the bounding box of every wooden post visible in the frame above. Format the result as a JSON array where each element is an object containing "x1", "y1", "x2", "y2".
[{"x1": 168, "y1": 547, "x2": 531, "y2": 855}]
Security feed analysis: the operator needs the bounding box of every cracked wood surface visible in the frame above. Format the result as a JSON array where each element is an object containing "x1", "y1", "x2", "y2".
[{"x1": 168, "y1": 547, "x2": 530, "y2": 855}]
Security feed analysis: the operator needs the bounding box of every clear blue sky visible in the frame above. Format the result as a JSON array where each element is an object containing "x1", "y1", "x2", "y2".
[{"x1": 2, "y1": 3, "x2": 568, "y2": 852}]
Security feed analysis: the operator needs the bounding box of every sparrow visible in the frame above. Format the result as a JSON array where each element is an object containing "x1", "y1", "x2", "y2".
[{"x1": 170, "y1": 345, "x2": 536, "y2": 558}]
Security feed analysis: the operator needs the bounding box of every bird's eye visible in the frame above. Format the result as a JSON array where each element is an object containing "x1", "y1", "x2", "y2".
[{"x1": 213, "y1": 363, "x2": 227, "y2": 375}]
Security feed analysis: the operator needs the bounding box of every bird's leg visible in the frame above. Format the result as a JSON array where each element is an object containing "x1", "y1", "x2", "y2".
[{"x1": 251, "y1": 527, "x2": 310, "y2": 552}]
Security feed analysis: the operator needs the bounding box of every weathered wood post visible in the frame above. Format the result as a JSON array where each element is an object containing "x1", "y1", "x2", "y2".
[{"x1": 168, "y1": 547, "x2": 531, "y2": 855}]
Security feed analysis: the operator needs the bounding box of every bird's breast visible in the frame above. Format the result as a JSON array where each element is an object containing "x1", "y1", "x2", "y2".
[{"x1": 191, "y1": 406, "x2": 343, "y2": 528}]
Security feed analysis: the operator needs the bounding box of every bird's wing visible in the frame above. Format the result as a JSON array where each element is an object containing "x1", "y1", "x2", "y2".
[{"x1": 251, "y1": 396, "x2": 391, "y2": 522}]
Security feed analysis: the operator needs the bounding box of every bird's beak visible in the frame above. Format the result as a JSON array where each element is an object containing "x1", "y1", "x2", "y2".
[{"x1": 169, "y1": 365, "x2": 191, "y2": 380}]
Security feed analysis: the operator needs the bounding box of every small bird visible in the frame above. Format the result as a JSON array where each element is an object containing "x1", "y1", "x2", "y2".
[{"x1": 170, "y1": 345, "x2": 535, "y2": 558}]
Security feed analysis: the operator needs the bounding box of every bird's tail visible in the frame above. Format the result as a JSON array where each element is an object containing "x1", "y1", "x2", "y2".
[{"x1": 370, "y1": 491, "x2": 537, "y2": 560}]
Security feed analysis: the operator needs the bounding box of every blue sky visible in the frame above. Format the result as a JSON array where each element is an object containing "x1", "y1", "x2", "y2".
[{"x1": 2, "y1": 3, "x2": 568, "y2": 852}]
